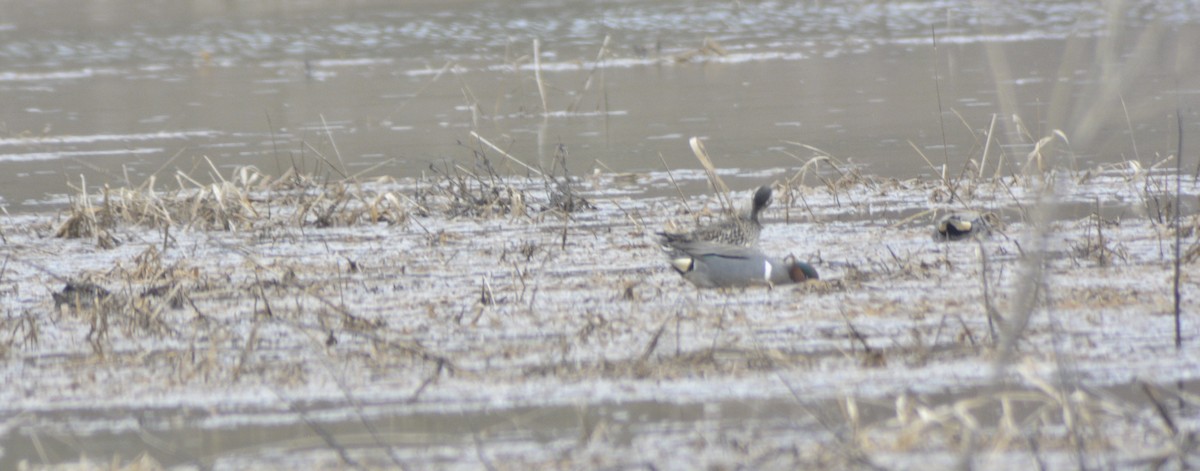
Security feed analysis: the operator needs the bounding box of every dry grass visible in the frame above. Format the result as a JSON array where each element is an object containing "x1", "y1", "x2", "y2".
[{"x1": 51, "y1": 138, "x2": 593, "y2": 250}]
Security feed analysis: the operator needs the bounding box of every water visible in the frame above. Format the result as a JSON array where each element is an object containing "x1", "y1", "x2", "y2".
[
  {"x1": 1, "y1": 0, "x2": 1196, "y2": 211},
  {"x1": 3, "y1": 398, "x2": 828, "y2": 468}
]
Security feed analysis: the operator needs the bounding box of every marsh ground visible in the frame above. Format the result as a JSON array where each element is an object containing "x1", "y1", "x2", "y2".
[{"x1": 1, "y1": 156, "x2": 1199, "y2": 469}]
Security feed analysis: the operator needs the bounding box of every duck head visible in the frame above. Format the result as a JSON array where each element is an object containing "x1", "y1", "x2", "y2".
[
  {"x1": 938, "y1": 217, "x2": 974, "y2": 238},
  {"x1": 750, "y1": 185, "x2": 773, "y2": 222},
  {"x1": 784, "y1": 255, "x2": 819, "y2": 282},
  {"x1": 935, "y1": 211, "x2": 1001, "y2": 240}
]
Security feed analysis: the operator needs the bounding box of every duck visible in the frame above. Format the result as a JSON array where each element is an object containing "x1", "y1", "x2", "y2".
[
  {"x1": 658, "y1": 185, "x2": 772, "y2": 247},
  {"x1": 52, "y1": 281, "x2": 111, "y2": 310},
  {"x1": 664, "y1": 240, "x2": 818, "y2": 288},
  {"x1": 934, "y1": 211, "x2": 1001, "y2": 241}
]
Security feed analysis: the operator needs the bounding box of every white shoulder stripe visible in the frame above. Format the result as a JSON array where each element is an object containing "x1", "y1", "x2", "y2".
[{"x1": 763, "y1": 260, "x2": 772, "y2": 281}]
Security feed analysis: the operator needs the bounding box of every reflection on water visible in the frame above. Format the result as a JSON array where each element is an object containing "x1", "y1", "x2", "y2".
[
  {"x1": 2, "y1": 397, "x2": 823, "y2": 468},
  {"x1": 0, "y1": 0, "x2": 1196, "y2": 211},
  {"x1": 5, "y1": 380, "x2": 1193, "y2": 468}
]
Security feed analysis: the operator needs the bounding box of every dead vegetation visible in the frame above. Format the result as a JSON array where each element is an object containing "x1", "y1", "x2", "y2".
[
  {"x1": 7, "y1": 125, "x2": 1200, "y2": 469},
  {"x1": 51, "y1": 137, "x2": 592, "y2": 250}
]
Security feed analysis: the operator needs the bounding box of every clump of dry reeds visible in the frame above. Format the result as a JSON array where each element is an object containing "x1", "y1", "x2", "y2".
[
  {"x1": 417, "y1": 135, "x2": 592, "y2": 219},
  {"x1": 544, "y1": 144, "x2": 593, "y2": 214},
  {"x1": 171, "y1": 165, "x2": 265, "y2": 230},
  {"x1": 51, "y1": 130, "x2": 595, "y2": 249},
  {"x1": 844, "y1": 373, "x2": 1198, "y2": 469},
  {"x1": 423, "y1": 155, "x2": 530, "y2": 218},
  {"x1": 55, "y1": 176, "x2": 121, "y2": 248},
  {"x1": 1069, "y1": 204, "x2": 1127, "y2": 267},
  {"x1": 291, "y1": 182, "x2": 410, "y2": 227},
  {"x1": 55, "y1": 164, "x2": 268, "y2": 245}
]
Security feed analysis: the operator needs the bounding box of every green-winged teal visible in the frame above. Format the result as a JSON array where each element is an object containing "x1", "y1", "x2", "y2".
[
  {"x1": 934, "y1": 211, "x2": 1001, "y2": 241},
  {"x1": 658, "y1": 185, "x2": 773, "y2": 247},
  {"x1": 52, "y1": 281, "x2": 111, "y2": 310},
  {"x1": 664, "y1": 240, "x2": 818, "y2": 288}
]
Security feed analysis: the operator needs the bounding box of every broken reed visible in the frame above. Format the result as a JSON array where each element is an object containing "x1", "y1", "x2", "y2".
[{"x1": 844, "y1": 376, "x2": 1196, "y2": 468}]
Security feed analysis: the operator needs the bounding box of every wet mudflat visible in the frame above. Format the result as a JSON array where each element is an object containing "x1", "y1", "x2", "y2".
[{"x1": 0, "y1": 157, "x2": 1199, "y2": 469}]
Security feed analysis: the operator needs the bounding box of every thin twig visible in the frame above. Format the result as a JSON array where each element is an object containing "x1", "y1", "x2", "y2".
[
  {"x1": 534, "y1": 38, "x2": 548, "y2": 115},
  {"x1": 1174, "y1": 109, "x2": 1183, "y2": 350},
  {"x1": 639, "y1": 319, "x2": 669, "y2": 363},
  {"x1": 270, "y1": 386, "x2": 363, "y2": 470},
  {"x1": 320, "y1": 113, "x2": 350, "y2": 178},
  {"x1": 658, "y1": 151, "x2": 692, "y2": 213},
  {"x1": 930, "y1": 26, "x2": 958, "y2": 204},
  {"x1": 977, "y1": 238, "x2": 997, "y2": 344},
  {"x1": 470, "y1": 131, "x2": 544, "y2": 177},
  {"x1": 980, "y1": 113, "x2": 997, "y2": 179}
]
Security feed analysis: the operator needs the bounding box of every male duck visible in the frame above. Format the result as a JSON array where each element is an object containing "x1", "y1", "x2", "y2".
[
  {"x1": 934, "y1": 211, "x2": 1001, "y2": 241},
  {"x1": 664, "y1": 240, "x2": 818, "y2": 288}
]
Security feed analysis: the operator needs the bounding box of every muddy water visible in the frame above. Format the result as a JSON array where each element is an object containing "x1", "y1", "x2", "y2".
[
  {"x1": 2, "y1": 398, "x2": 824, "y2": 468},
  {"x1": 5, "y1": 380, "x2": 1191, "y2": 469},
  {"x1": 1, "y1": 0, "x2": 1197, "y2": 211}
]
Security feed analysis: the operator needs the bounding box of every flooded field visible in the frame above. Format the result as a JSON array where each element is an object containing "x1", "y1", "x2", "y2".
[
  {"x1": 2, "y1": 0, "x2": 1200, "y2": 469},
  {"x1": 1, "y1": 0, "x2": 1198, "y2": 210}
]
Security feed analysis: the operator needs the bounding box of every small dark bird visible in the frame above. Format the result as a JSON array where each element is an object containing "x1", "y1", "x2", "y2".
[{"x1": 52, "y1": 281, "x2": 111, "y2": 310}]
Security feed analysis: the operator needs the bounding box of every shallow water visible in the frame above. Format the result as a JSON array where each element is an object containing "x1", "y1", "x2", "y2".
[
  {"x1": 1, "y1": 0, "x2": 1197, "y2": 211},
  {"x1": 3, "y1": 397, "x2": 824, "y2": 469},
  {"x1": 6, "y1": 378, "x2": 1194, "y2": 469}
]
